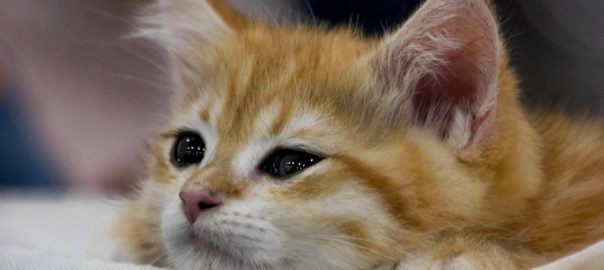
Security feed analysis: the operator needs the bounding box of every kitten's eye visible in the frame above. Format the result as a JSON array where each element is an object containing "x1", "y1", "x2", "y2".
[
  {"x1": 260, "y1": 149, "x2": 323, "y2": 178},
  {"x1": 171, "y1": 132, "x2": 206, "y2": 168}
]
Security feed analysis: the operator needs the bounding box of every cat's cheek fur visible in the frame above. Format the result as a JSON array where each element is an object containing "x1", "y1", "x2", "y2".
[{"x1": 274, "y1": 182, "x2": 407, "y2": 267}]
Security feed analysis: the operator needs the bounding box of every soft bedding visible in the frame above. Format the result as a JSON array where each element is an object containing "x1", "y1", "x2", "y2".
[{"x1": 0, "y1": 247, "x2": 163, "y2": 270}]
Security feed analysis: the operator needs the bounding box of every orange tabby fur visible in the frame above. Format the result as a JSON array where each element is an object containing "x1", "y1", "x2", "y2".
[{"x1": 115, "y1": 0, "x2": 604, "y2": 269}]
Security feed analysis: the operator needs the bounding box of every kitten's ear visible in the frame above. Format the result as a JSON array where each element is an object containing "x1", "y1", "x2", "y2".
[
  {"x1": 373, "y1": 0, "x2": 500, "y2": 150},
  {"x1": 135, "y1": 0, "x2": 247, "y2": 64}
]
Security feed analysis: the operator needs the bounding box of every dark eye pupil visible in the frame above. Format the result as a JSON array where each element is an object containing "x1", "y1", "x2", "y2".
[
  {"x1": 261, "y1": 149, "x2": 323, "y2": 178},
  {"x1": 171, "y1": 132, "x2": 205, "y2": 168}
]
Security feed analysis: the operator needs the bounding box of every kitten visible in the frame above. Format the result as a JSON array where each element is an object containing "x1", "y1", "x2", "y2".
[{"x1": 114, "y1": 0, "x2": 604, "y2": 269}]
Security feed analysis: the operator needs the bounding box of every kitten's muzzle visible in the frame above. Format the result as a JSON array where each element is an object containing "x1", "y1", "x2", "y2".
[{"x1": 179, "y1": 183, "x2": 223, "y2": 224}]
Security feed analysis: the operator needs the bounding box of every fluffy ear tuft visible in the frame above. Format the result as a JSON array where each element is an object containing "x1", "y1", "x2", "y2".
[
  {"x1": 134, "y1": 0, "x2": 239, "y2": 64},
  {"x1": 373, "y1": 0, "x2": 500, "y2": 150}
]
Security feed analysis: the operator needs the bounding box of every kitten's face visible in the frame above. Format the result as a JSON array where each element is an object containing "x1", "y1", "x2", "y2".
[
  {"x1": 150, "y1": 30, "x2": 409, "y2": 270},
  {"x1": 136, "y1": 0, "x2": 506, "y2": 269}
]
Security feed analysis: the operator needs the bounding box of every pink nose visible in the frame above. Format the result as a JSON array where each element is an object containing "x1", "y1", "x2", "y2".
[{"x1": 179, "y1": 186, "x2": 222, "y2": 224}]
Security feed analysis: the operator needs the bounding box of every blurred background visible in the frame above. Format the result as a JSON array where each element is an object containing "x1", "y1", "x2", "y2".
[{"x1": 0, "y1": 0, "x2": 603, "y2": 194}]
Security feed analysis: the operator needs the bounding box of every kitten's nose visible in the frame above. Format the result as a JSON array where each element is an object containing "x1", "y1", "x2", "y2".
[{"x1": 179, "y1": 185, "x2": 222, "y2": 224}]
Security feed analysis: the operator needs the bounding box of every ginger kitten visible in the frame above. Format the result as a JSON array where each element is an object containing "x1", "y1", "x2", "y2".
[{"x1": 114, "y1": 0, "x2": 604, "y2": 269}]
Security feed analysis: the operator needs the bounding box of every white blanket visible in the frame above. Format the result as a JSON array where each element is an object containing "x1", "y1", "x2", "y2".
[
  {"x1": 0, "y1": 247, "x2": 163, "y2": 270},
  {"x1": 0, "y1": 193, "x2": 165, "y2": 269}
]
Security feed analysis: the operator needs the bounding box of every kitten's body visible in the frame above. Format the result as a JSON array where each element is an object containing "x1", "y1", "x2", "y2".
[
  {"x1": 520, "y1": 113, "x2": 604, "y2": 256},
  {"x1": 115, "y1": 0, "x2": 604, "y2": 269}
]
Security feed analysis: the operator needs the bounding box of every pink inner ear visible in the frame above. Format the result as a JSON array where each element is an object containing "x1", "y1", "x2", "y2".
[
  {"x1": 412, "y1": 36, "x2": 491, "y2": 138},
  {"x1": 378, "y1": 0, "x2": 499, "y2": 142}
]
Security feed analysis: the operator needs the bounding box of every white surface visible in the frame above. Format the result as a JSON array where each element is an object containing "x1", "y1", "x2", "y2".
[
  {"x1": 0, "y1": 193, "x2": 121, "y2": 260},
  {"x1": 0, "y1": 246, "x2": 163, "y2": 270}
]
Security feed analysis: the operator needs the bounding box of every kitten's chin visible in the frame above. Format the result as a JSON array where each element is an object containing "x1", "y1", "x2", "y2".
[{"x1": 166, "y1": 231, "x2": 277, "y2": 270}]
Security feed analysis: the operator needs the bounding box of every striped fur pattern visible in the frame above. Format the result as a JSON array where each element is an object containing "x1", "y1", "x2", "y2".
[{"x1": 114, "y1": 0, "x2": 604, "y2": 269}]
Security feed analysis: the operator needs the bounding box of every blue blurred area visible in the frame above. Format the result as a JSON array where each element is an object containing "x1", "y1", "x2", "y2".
[{"x1": 0, "y1": 91, "x2": 58, "y2": 188}]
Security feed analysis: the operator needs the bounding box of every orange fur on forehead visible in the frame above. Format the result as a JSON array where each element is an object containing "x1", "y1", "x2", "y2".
[{"x1": 181, "y1": 24, "x2": 381, "y2": 143}]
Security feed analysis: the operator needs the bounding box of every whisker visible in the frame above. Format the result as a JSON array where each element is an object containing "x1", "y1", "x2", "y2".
[
  {"x1": 148, "y1": 251, "x2": 169, "y2": 265},
  {"x1": 86, "y1": 66, "x2": 169, "y2": 92},
  {"x1": 303, "y1": 0, "x2": 317, "y2": 25},
  {"x1": 83, "y1": 40, "x2": 171, "y2": 75},
  {"x1": 70, "y1": 0, "x2": 138, "y2": 29},
  {"x1": 253, "y1": 0, "x2": 278, "y2": 25}
]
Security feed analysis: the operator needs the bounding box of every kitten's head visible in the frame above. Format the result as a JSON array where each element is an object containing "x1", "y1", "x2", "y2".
[{"x1": 132, "y1": 0, "x2": 539, "y2": 269}]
